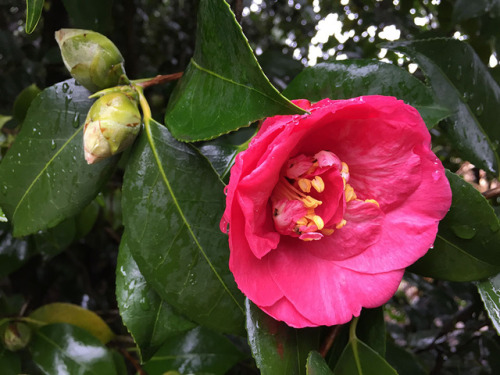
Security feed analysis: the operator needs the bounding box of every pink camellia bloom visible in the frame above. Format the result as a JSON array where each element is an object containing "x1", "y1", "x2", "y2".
[{"x1": 221, "y1": 96, "x2": 452, "y2": 328}]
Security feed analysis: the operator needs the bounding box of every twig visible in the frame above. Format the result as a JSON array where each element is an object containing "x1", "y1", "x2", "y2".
[
  {"x1": 482, "y1": 186, "x2": 500, "y2": 199},
  {"x1": 319, "y1": 325, "x2": 341, "y2": 357},
  {"x1": 120, "y1": 348, "x2": 146, "y2": 375},
  {"x1": 136, "y1": 73, "x2": 183, "y2": 89}
]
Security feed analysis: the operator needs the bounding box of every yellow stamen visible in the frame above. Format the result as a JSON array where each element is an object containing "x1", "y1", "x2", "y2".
[
  {"x1": 302, "y1": 196, "x2": 322, "y2": 208},
  {"x1": 296, "y1": 217, "x2": 308, "y2": 226},
  {"x1": 321, "y1": 228, "x2": 335, "y2": 236},
  {"x1": 298, "y1": 178, "x2": 312, "y2": 193},
  {"x1": 345, "y1": 184, "x2": 357, "y2": 202},
  {"x1": 341, "y1": 162, "x2": 349, "y2": 178},
  {"x1": 336, "y1": 219, "x2": 347, "y2": 229},
  {"x1": 365, "y1": 199, "x2": 380, "y2": 208},
  {"x1": 311, "y1": 176, "x2": 325, "y2": 193},
  {"x1": 311, "y1": 215, "x2": 325, "y2": 230}
]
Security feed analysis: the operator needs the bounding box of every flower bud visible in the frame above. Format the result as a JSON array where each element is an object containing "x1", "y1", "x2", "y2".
[
  {"x1": 3, "y1": 322, "x2": 32, "y2": 351},
  {"x1": 83, "y1": 93, "x2": 142, "y2": 164},
  {"x1": 55, "y1": 29, "x2": 127, "y2": 92}
]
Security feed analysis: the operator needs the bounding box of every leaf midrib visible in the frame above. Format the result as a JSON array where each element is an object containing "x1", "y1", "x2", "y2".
[{"x1": 144, "y1": 121, "x2": 244, "y2": 315}]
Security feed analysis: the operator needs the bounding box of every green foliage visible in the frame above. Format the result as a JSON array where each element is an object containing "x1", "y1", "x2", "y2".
[{"x1": 0, "y1": 0, "x2": 499, "y2": 373}]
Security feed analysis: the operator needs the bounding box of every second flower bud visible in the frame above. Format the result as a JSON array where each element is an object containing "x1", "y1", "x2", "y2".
[{"x1": 83, "y1": 92, "x2": 142, "y2": 164}]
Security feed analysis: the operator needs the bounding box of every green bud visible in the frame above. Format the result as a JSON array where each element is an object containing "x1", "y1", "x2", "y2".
[
  {"x1": 3, "y1": 322, "x2": 32, "y2": 351},
  {"x1": 84, "y1": 93, "x2": 142, "y2": 164},
  {"x1": 55, "y1": 29, "x2": 128, "y2": 92}
]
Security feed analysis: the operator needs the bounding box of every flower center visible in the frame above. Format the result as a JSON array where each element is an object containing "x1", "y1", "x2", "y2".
[{"x1": 270, "y1": 150, "x2": 365, "y2": 241}]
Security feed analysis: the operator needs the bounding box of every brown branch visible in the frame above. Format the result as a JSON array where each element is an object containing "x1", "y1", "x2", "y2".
[
  {"x1": 319, "y1": 325, "x2": 341, "y2": 357},
  {"x1": 482, "y1": 186, "x2": 500, "y2": 200},
  {"x1": 120, "y1": 348, "x2": 146, "y2": 375},
  {"x1": 136, "y1": 73, "x2": 183, "y2": 89}
]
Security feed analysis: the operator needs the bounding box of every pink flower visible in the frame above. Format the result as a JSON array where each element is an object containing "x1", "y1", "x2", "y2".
[{"x1": 221, "y1": 96, "x2": 452, "y2": 328}]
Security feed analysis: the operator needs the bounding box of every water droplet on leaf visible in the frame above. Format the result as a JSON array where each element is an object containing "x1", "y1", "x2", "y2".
[
  {"x1": 51, "y1": 140, "x2": 57, "y2": 150},
  {"x1": 451, "y1": 224, "x2": 477, "y2": 239},
  {"x1": 62, "y1": 82, "x2": 69, "y2": 93}
]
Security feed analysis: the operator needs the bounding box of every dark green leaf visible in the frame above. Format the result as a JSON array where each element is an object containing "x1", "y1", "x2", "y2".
[
  {"x1": 142, "y1": 326, "x2": 244, "y2": 375},
  {"x1": 32, "y1": 218, "x2": 75, "y2": 257},
  {"x1": 25, "y1": 0, "x2": 44, "y2": 34},
  {"x1": 122, "y1": 120, "x2": 244, "y2": 334},
  {"x1": 164, "y1": 0, "x2": 305, "y2": 141},
  {"x1": 385, "y1": 341, "x2": 426, "y2": 375},
  {"x1": 386, "y1": 39, "x2": 500, "y2": 174},
  {"x1": 282, "y1": 60, "x2": 450, "y2": 129},
  {"x1": 74, "y1": 201, "x2": 100, "y2": 238},
  {"x1": 0, "y1": 222, "x2": 31, "y2": 277},
  {"x1": 61, "y1": 0, "x2": 114, "y2": 34},
  {"x1": 30, "y1": 323, "x2": 118, "y2": 375},
  {"x1": 409, "y1": 170, "x2": 500, "y2": 281},
  {"x1": 478, "y1": 273, "x2": 500, "y2": 335},
  {"x1": 333, "y1": 338, "x2": 398, "y2": 375},
  {"x1": 0, "y1": 347, "x2": 22, "y2": 375},
  {"x1": 307, "y1": 351, "x2": 334, "y2": 375},
  {"x1": 452, "y1": 0, "x2": 500, "y2": 21},
  {"x1": 13, "y1": 83, "x2": 41, "y2": 124},
  {"x1": 356, "y1": 308, "x2": 386, "y2": 357},
  {"x1": 116, "y1": 234, "x2": 195, "y2": 362},
  {"x1": 246, "y1": 299, "x2": 321, "y2": 375},
  {"x1": 0, "y1": 79, "x2": 118, "y2": 237}
]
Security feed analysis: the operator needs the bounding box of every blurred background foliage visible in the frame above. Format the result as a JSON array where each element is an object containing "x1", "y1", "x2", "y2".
[{"x1": 1, "y1": 0, "x2": 500, "y2": 373}]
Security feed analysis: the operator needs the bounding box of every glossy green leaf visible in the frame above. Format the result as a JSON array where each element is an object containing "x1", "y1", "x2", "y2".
[
  {"x1": 61, "y1": 0, "x2": 114, "y2": 34},
  {"x1": 164, "y1": 0, "x2": 305, "y2": 141},
  {"x1": 356, "y1": 308, "x2": 386, "y2": 357},
  {"x1": 32, "y1": 218, "x2": 75, "y2": 257},
  {"x1": 478, "y1": 273, "x2": 500, "y2": 335},
  {"x1": 143, "y1": 326, "x2": 244, "y2": 375},
  {"x1": 385, "y1": 341, "x2": 426, "y2": 375},
  {"x1": 386, "y1": 39, "x2": 500, "y2": 174},
  {"x1": 409, "y1": 170, "x2": 500, "y2": 281},
  {"x1": 0, "y1": 222, "x2": 31, "y2": 277},
  {"x1": 29, "y1": 303, "x2": 115, "y2": 344},
  {"x1": 30, "y1": 323, "x2": 117, "y2": 375},
  {"x1": 116, "y1": 234, "x2": 195, "y2": 362},
  {"x1": 122, "y1": 119, "x2": 244, "y2": 334},
  {"x1": 282, "y1": 60, "x2": 450, "y2": 129},
  {"x1": 246, "y1": 299, "x2": 321, "y2": 375},
  {"x1": 0, "y1": 79, "x2": 118, "y2": 237},
  {"x1": 307, "y1": 351, "x2": 334, "y2": 375},
  {"x1": 333, "y1": 339, "x2": 398, "y2": 375},
  {"x1": 25, "y1": 0, "x2": 44, "y2": 34},
  {"x1": 0, "y1": 347, "x2": 21, "y2": 375}
]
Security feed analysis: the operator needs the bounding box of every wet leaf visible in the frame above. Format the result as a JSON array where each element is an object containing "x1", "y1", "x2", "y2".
[
  {"x1": 478, "y1": 273, "x2": 500, "y2": 335},
  {"x1": 122, "y1": 120, "x2": 245, "y2": 333},
  {"x1": 164, "y1": 0, "x2": 304, "y2": 141},
  {"x1": 30, "y1": 323, "x2": 117, "y2": 375},
  {"x1": 246, "y1": 299, "x2": 321, "y2": 375},
  {"x1": 116, "y1": 234, "x2": 195, "y2": 362},
  {"x1": 0, "y1": 79, "x2": 118, "y2": 237},
  {"x1": 306, "y1": 351, "x2": 334, "y2": 375},
  {"x1": 25, "y1": 0, "x2": 44, "y2": 34},
  {"x1": 387, "y1": 39, "x2": 500, "y2": 174},
  {"x1": 283, "y1": 60, "x2": 450, "y2": 129},
  {"x1": 409, "y1": 170, "x2": 500, "y2": 281},
  {"x1": 143, "y1": 326, "x2": 244, "y2": 375}
]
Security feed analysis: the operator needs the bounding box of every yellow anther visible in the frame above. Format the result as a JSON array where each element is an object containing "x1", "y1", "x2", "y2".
[
  {"x1": 302, "y1": 196, "x2": 322, "y2": 208},
  {"x1": 311, "y1": 215, "x2": 325, "y2": 230},
  {"x1": 296, "y1": 217, "x2": 308, "y2": 226},
  {"x1": 298, "y1": 178, "x2": 312, "y2": 193},
  {"x1": 336, "y1": 219, "x2": 347, "y2": 229},
  {"x1": 365, "y1": 199, "x2": 380, "y2": 208},
  {"x1": 345, "y1": 184, "x2": 357, "y2": 202},
  {"x1": 341, "y1": 162, "x2": 349, "y2": 179},
  {"x1": 311, "y1": 176, "x2": 325, "y2": 193},
  {"x1": 321, "y1": 228, "x2": 335, "y2": 236}
]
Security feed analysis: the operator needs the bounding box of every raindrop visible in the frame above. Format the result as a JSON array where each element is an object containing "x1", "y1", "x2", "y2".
[
  {"x1": 62, "y1": 82, "x2": 69, "y2": 93},
  {"x1": 455, "y1": 65, "x2": 462, "y2": 80},
  {"x1": 139, "y1": 296, "x2": 150, "y2": 311},
  {"x1": 451, "y1": 224, "x2": 477, "y2": 239},
  {"x1": 51, "y1": 140, "x2": 57, "y2": 150},
  {"x1": 462, "y1": 92, "x2": 470, "y2": 102},
  {"x1": 475, "y1": 104, "x2": 484, "y2": 116},
  {"x1": 73, "y1": 114, "x2": 80, "y2": 128},
  {"x1": 490, "y1": 220, "x2": 500, "y2": 233},
  {"x1": 432, "y1": 170, "x2": 441, "y2": 181}
]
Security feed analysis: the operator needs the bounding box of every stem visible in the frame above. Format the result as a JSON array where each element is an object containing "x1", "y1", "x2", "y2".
[
  {"x1": 483, "y1": 186, "x2": 500, "y2": 199},
  {"x1": 134, "y1": 72, "x2": 183, "y2": 89},
  {"x1": 319, "y1": 325, "x2": 341, "y2": 358},
  {"x1": 120, "y1": 348, "x2": 146, "y2": 375},
  {"x1": 349, "y1": 316, "x2": 359, "y2": 341}
]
